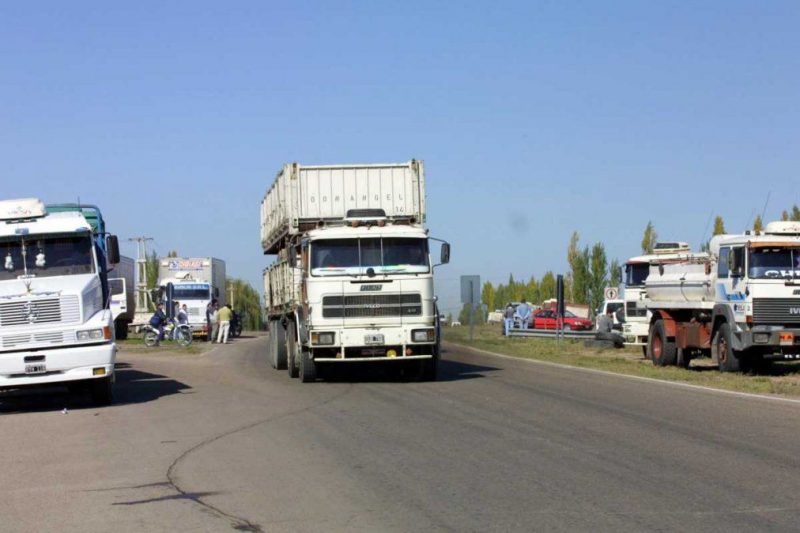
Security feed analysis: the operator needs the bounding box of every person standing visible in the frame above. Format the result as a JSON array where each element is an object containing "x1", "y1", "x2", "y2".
[
  {"x1": 217, "y1": 304, "x2": 233, "y2": 344},
  {"x1": 503, "y1": 303, "x2": 515, "y2": 336},
  {"x1": 205, "y1": 299, "x2": 217, "y2": 342},
  {"x1": 516, "y1": 299, "x2": 532, "y2": 330},
  {"x1": 210, "y1": 302, "x2": 220, "y2": 343}
]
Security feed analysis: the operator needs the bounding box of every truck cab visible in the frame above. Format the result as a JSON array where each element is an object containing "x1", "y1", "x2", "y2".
[{"x1": 0, "y1": 198, "x2": 120, "y2": 404}]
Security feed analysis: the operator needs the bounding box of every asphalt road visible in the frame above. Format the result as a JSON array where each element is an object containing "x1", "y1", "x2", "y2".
[{"x1": 2, "y1": 335, "x2": 800, "y2": 532}]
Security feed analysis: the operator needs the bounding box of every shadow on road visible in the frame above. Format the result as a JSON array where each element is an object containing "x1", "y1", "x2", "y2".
[
  {"x1": 0, "y1": 362, "x2": 192, "y2": 415},
  {"x1": 318, "y1": 357, "x2": 499, "y2": 384}
]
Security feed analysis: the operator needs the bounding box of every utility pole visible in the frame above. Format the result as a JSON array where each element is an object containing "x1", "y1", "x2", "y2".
[{"x1": 129, "y1": 236, "x2": 154, "y2": 325}]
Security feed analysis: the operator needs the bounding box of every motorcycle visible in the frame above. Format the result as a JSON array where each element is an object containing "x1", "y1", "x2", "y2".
[{"x1": 143, "y1": 319, "x2": 193, "y2": 348}]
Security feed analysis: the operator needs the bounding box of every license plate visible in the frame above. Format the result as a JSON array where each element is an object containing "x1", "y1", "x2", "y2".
[
  {"x1": 364, "y1": 334, "x2": 384, "y2": 345},
  {"x1": 25, "y1": 364, "x2": 47, "y2": 374}
]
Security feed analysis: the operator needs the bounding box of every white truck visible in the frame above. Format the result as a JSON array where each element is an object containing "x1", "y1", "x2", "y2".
[
  {"x1": 108, "y1": 255, "x2": 135, "y2": 340},
  {"x1": 645, "y1": 221, "x2": 800, "y2": 371},
  {"x1": 261, "y1": 160, "x2": 450, "y2": 382},
  {"x1": 621, "y1": 242, "x2": 692, "y2": 351},
  {"x1": 157, "y1": 257, "x2": 226, "y2": 337},
  {"x1": 0, "y1": 199, "x2": 120, "y2": 405}
]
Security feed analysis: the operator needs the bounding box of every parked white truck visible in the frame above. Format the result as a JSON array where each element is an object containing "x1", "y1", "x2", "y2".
[
  {"x1": 622, "y1": 242, "x2": 692, "y2": 351},
  {"x1": 645, "y1": 221, "x2": 800, "y2": 371},
  {"x1": 157, "y1": 257, "x2": 226, "y2": 337},
  {"x1": 261, "y1": 160, "x2": 450, "y2": 382},
  {"x1": 109, "y1": 255, "x2": 135, "y2": 340},
  {"x1": 0, "y1": 199, "x2": 120, "y2": 405}
]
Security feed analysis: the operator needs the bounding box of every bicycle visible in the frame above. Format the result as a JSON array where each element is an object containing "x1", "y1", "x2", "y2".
[{"x1": 143, "y1": 319, "x2": 193, "y2": 348}]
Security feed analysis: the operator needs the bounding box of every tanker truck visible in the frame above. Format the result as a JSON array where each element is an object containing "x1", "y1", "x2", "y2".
[
  {"x1": 645, "y1": 221, "x2": 800, "y2": 372},
  {"x1": 622, "y1": 241, "x2": 692, "y2": 351},
  {"x1": 261, "y1": 160, "x2": 450, "y2": 382}
]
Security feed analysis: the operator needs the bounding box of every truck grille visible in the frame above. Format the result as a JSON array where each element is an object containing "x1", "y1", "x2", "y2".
[
  {"x1": 752, "y1": 298, "x2": 800, "y2": 325},
  {"x1": 1, "y1": 330, "x2": 70, "y2": 348},
  {"x1": 322, "y1": 294, "x2": 422, "y2": 319},
  {"x1": 0, "y1": 296, "x2": 80, "y2": 327}
]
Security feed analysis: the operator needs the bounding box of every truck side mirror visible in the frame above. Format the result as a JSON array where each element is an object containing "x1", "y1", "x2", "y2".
[
  {"x1": 440, "y1": 242, "x2": 451, "y2": 265},
  {"x1": 107, "y1": 235, "x2": 120, "y2": 265}
]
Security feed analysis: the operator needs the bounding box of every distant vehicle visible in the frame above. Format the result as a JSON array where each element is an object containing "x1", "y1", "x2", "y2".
[
  {"x1": 157, "y1": 257, "x2": 226, "y2": 339},
  {"x1": 622, "y1": 242, "x2": 692, "y2": 348},
  {"x1": 595, "y1": 299, "x2": 624, "y2": 329},
  {"x1": 532, "y1": 309, "x2": 593, "y2": 331},
  {"x1": 108, "y1": 255, "x2": 135, "y2": 340}
]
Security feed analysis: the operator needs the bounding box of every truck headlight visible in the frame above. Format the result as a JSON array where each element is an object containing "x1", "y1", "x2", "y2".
[
  {"x1": 311, "y1": 332, "x2": 335, "y2": 345},
  {"x1": 77, "y1": 329, "x2": 105, "y2": 341},
  {"x1": 412, "y1": 329, "x2": 435, "y2": 342}
]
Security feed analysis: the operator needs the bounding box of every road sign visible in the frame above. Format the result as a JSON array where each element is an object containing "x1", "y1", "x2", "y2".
[
  {"x1": 604, "y1": 287, "x2": 619, "y2": 300},
  {"x1": 460, "y1": 275, "x2": 480, "y2": 305}
]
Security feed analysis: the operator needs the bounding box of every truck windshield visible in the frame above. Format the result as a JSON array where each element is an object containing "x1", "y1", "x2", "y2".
[
  {"x1": 0, "y1": 234, "x2": 95, "y2": 281},
  {"x1": 624, "y1": 263, "x2": 649, "y2": 287},
  {"x1": 170, "y1": 284, "x2": 211, "y2": 299},
  {"x1": 749, "y1": 248, "x2": 800, "y2": 279},
  {"x1": 311, "y1": 238, "x2": 429, "y2": 276}
]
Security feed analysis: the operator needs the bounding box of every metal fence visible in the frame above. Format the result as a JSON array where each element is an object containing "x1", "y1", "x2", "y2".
[{"x1": 506, "y1": 328, "x2": 596, "y2": 340}]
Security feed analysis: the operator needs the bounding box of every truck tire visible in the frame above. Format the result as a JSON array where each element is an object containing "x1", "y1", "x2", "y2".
[
  {"x1": 115, "y1": 320, "x2": 128, "y2": 340},
  {"x1": 299, "y1": 349, "x2": 317, "y2": 383},
  {"x1": 273, "y1": 322, "x2": 287, "y2": 370},
  {"x1": 715, "y1": 322, "x2": 742, "y2": 373},
  {"x1": 286, "y1": 326, "x2": 299, "y2": 379},
  {"x1": 90, "y1": 376, "x2": 113, "y2": 406},
  {"x1": 648, "y1": 320, "x2": 677, "y2": 366}
]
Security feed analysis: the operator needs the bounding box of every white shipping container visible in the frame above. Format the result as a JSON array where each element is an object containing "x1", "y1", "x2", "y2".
[{"x1": 260, "y1": 160, "x2": 426, "y2": 254}]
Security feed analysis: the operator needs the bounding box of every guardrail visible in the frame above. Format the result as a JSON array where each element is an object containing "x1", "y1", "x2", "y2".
[{"x1": 507, "y1": 328, "x2": 596, "y2": 340}]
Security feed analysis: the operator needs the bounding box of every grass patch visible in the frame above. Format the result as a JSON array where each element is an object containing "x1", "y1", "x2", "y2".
[{"x1": 445, "y1": 324, "x2": 800, "y2": 397}]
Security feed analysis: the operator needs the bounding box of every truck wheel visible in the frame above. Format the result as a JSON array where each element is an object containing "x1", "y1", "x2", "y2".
[
  {"x1": 649, "y1": 320, "x2": 677, "y2": 366},
  {"x1": 715, "y1": 322, "x2": 742, "y2": 372},
  {"x1": 286, "y1": 327, "x2": 299, "y2": 378},
  {"x1": 144, "y1": 330, "x2": 159, "y2": 347},
  {"x1": 115, "y1": 320, "x2": 128, "y2": 340},
  {"x1": 90, "y1": 377, "x2": 113, "y2": 406},
  {"x1": 299, "y1": 349, "x2": 317, "y2": 383},
  {"x1": 270, "y1": 321, "x2": 287, "y2": 370}
]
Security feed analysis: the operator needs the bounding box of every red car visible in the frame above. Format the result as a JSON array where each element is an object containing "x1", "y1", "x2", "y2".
[{"x1": 531, "y1": 309, "x2": 593, "y2": 331}]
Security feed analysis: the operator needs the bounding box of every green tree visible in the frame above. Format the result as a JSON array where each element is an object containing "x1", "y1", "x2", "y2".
[
  {"x1": 753, "y1": 215, "x2": 764, "y2": 232},
  {"x1": 526, "y1": 276, "x2": 540, "y2": 306},
  {"x1": 589, "y1": 242, "x2": 608, "y2": 312},
  {"x1": 571, "y1": 247, "x2": 591, "y2": 305},
  {"x1": 225, "y1": 277, "x2": 265, "y2": 330},
  {"x1": 540, "y1": 271, "x2": 556, "y2": 301},
  {"x1": 609, "y1": 258, "x2": 621, "y2": 287},
  {"x1": 712, "y1": 215, "x2": 726, "y2": 236},
  {"x1": 641, "y1": 221, "x2": 657, "y2": 254},
  {"x1": 481, "y1": 282, "x2": 496, "y2": 311},
  {"x1": 791, "y1": 205, "x2": 800, "y2": 222},
  {"x1": 782, "y1": 210, "x2": 790, "y2": 221},
  {"x1": 566, "y1": 231, "x2": 580, "y2": 301},
  {"x1": 145, "y1": 250, "x2": 160, "y2": 311}
]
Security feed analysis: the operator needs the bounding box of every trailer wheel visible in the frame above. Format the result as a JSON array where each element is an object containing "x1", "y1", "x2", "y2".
[
  {"x1": 715, "y1": 322, "x2": 742, "y2": 373},
  {"x1": 286, "y1": 326, "x2": 299, "y2": 379},
  {"x1": 299, "y1": 349, "x2": 317, "y2": 383},
  {"x1": 649, "y1": 320, "x2": 677, "y2": 366}
]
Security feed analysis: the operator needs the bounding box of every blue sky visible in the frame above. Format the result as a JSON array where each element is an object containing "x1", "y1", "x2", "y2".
[{"x1": 1, "y1": 1, "x2": 798, "y2": 316}]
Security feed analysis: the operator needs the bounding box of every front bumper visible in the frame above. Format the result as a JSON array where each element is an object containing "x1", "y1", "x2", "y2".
[
  {"x1": 307, "y1": 325, "x2": 437, "y2": 362},
  {"x1": 0, "y1": 342, "x2": 116, "y2": 388},
  {"x1": 735, "y1": 326, "x2": 800, "y2": 355}
]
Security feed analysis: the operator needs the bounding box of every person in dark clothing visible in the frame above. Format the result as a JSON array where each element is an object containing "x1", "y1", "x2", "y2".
[
  {"x1": 149, "y1": 303, "x2": 168, "y2": 344},
  {"x1": 595, "y1": 307, "x2": 624, "y2": 348}
]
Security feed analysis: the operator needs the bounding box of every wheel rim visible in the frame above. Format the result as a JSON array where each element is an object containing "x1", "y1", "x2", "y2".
[{"x1": 653, "y1": 334, "x2": 662, "y2": 359}]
